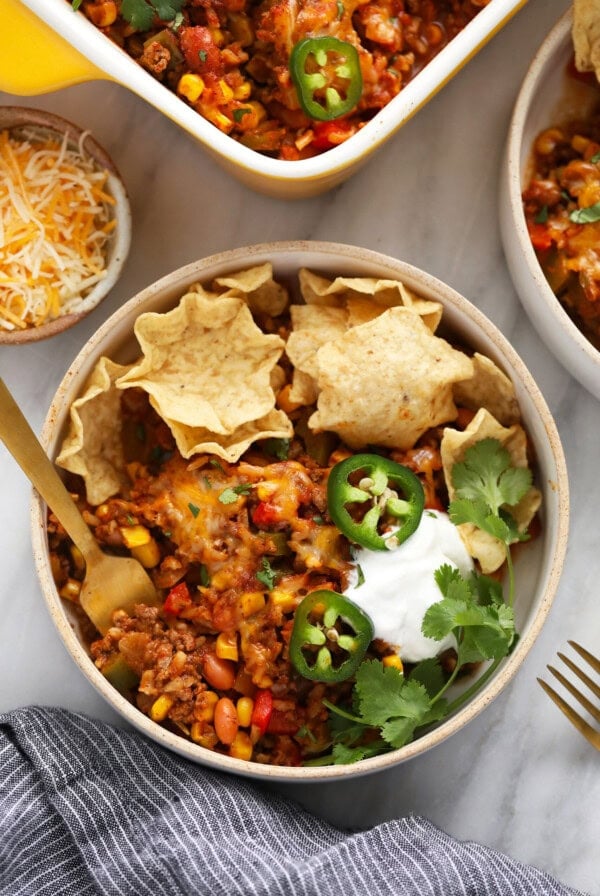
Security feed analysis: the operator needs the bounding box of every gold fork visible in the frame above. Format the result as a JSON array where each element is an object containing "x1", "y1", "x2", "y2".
[{"x1": 538, "y1": 641, "x2": 600, "y2": 750}]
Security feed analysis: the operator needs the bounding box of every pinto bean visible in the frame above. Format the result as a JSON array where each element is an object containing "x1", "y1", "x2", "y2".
[
  {"x1": 202, "y1": 653, "x2": 236, "y2": 690},
  {"x1": 214, "y1": 698, "x2": 238, "y2": 745}
]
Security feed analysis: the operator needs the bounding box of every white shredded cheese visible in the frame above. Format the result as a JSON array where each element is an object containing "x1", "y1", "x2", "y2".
[{"x1": 0, "y1": 126, "x2": 116, "y2": 332}]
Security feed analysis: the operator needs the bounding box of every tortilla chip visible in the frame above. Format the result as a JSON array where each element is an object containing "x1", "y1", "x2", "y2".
[
  {"x1": 453, "y1": 353, "x2": 521, "y2": 426},
  {"x1": 440, "y1": 407, "x2": 541, "y2": 573},
  {"x1": 286, "y1": 305, "x2": 348, "y2": 405},
  {"x1": 116, "y1": 293, "x2": 286, "y2": 436},
  {"x1": 309, "y1": 307, "x2": 474, "y2": 450},
  {"x1": 214, "y1": 262, "x2": 289, "y2": 316},
  {"x1": 573, "y1": 0, "x2": 600, "y2": 78},
  {"x1": 163, "y1": 407, "x2": 293, "y2": 462},
  {"x1": 299, "y1": 268, "x2": 442, "y2": 331},
  {"x1": 56, "y1": 357, "x2": 131, "y2": 505}
]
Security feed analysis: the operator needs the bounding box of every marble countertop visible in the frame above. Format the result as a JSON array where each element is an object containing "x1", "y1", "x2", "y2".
[{"x1": 2, "y1": 0, "x2": 599, "y2": 891}]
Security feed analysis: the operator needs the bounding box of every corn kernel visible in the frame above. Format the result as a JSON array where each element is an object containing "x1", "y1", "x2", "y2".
[
  {"x1": 149, "y1": 695, "x2": 174, "y2": 722},
  {"x1": 120, "y1": 525, "x2": 151, "y2": 548},
  {"x1": 229, "y1": 730, "x2": 253, "y2": 761},
  {"x1": 572, "y1": 134, "x2": 591, "y2": 154},
  {"x1": 276, "y1": 383, "x2": 303, "y2": 414},
  {"x1": 203, "y1": 107, "x2": 234, "y2": 132},
  {"x1": 210, "y1": 27, "x2": 225, "y2": 46},
  {"x1": 238, "y1": 591, "x2": 266, "y2": 617},
  {"x1": 178, "y1": 73, "x2": 205, "y2": 103},
  {"x1": 190, "y1": 723, "x2": 218, "y2": 749},
  {"x1": 236, "y1": 696, "x2": 254, "y2": 727},
  {"x1": 269, "y1": 589, "x2": 296, "y2": 613},
  {"x1": 383, "y1": 655, "x2": 403, "y2": 672},
  {"x1": 216, "y1": 632, "x2": 239, "y2": 662},
  {"x1": 131, "y1": 538, "x2": 161, "y2": 569},
  {"x1": 69, "y1": 544, "x2": 85, "y2": 573},
  {"x1": 216, "y1": 79, "x2": 234, "y2": 104},
  {"x1": 84, "y1": 0, "x2": 117, "y2": 27},
  {"x1": 197, "y1": 691, "x2": 219, "y2": 722},
  {"x1": 233, "y1": 82, "x2": 252, "y2": 101},
  {"x1": 59, "y1": 578, "x2": 81, "y2": 602},
  {"x1": 211, "y1": 568, "x2": 234, "y2": 590}
]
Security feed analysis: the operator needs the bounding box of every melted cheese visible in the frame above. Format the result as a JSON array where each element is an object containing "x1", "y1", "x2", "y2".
[{"x1": 0, "y1": 127, "x2": 115, "y2": 331}]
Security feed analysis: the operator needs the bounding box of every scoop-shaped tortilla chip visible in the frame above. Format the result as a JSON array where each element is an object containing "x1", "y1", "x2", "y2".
[
  {"x1": 163, "y1": 406, "x2": 293, "y2": 462},
  {"x1": 299, "y1": 268, "x2": 442, "y2": 331},
  {"x1": 116, "y1": 293, "x2": 286, "y2": 436},
  {"x1": 214, "y1": 262, "x2": 289, "y2": 316},
  {"x1": 453, "y1": 353, "x2": 521, "y2": 427},
  {"x1": 440, "y1": 407, "x2": 541, "y2": 573},
  {"x1": 573, "y1": 0, "x2": 600, "y2": 78},
  {"x1": 286, "y1": 305, "x2": 349, "y2": 405},
  {"x1": 56, "y1": 357, "x2": 131, "y2": 505},
  {"x1": 309, "y1": 307, "x2": 474, "y2": 450}
]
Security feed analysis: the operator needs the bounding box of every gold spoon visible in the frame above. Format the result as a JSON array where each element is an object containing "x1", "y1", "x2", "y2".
[{"x1": 0, "y1": 377, "x2": 159, "y2": 635}]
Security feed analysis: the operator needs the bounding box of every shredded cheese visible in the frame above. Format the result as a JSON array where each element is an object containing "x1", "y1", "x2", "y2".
[{"x1": 0, "y1": 127, "x2": 116, "y2": 332}]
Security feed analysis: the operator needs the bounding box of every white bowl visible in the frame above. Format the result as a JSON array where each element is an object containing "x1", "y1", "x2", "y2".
[
  {"x1": 2, "y1": 0, "x2": 525, "y2": 198},
  {"x1": 31, "y1": 241, "x2": 569, "y2": 782},
  {"x1": 0, "y1": 106, "x2": 131, "y2": 345},
  {"x1": 499, "y1": 8, "x2": 600, "y2": 401}
]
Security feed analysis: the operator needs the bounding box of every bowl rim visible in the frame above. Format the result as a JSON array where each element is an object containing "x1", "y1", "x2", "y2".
[
  {"x1": 30, "y1": 240, "x2": 570, "y2": 782},
  {"x1": 21, "y1": 0, "x2": 527, "y2": 182},
  {"x1": 0, "y1": 105, "x2": 132, "y2": 345},
  {"x1": 502, "y1": 8, "x2": 600, "y2": 380}
]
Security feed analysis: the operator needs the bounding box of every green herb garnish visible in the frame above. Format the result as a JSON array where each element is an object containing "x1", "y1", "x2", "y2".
[
  {"x1": 218, "y1": 483, "x2": 252, "y2": 504},
  {"x1": 188, "y1": 502, "x2": 200, "y2": 518},
  {"x1": 569, "y1": 202, "x2": 600, "y2": 224},
  {"x1": 256, "y1": 557, "x2": 277, "y2": 590},
  {"x1": 534, "y1": 205, "x2": 549, "y2": 224},
  {"x1": 263, "y1": 437, "x2": 290, "y2": 460},
  {"x1": 120, "y1": 0, "x2": 184, "y2": 31}
]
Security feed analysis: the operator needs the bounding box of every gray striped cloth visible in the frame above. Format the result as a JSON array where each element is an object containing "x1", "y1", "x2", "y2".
[{"x1": 0, "y1": 707, "x2": 584, "y2": 896}]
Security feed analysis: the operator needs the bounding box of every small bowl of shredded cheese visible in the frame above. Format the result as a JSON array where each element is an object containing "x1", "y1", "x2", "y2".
[{"x1": 0, "y1": 106, "x2": 131, "y2": 343}]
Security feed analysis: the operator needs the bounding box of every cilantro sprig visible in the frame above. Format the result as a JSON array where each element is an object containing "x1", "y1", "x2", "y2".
[
  {"x1": 314, "y1": 438, "x2": 530, "y2": 766},
  {"x1": 448, "y1": 437, "x2": 532, "y2": 606},
  {"x1": 117, "y1": 0, "x2": 184, "y2": 30}
]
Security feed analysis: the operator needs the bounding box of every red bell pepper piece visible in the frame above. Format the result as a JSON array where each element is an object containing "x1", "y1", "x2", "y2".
[
  {"x1": 527, "y1": 222, "x2": 553, "y2": 252},
  {"x1": 163, "y1": 582, "x2": 192, "y2": 616},
  {"x1": 250, "y1": 689, "x2": 273, "y2": 736},
  {"x1": 252, "y1": 501, "x2": 279, "y2": 527}
]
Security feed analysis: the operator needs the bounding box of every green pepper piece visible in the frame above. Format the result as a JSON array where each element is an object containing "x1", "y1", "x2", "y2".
[
  {"x1": 290, "y1": 36, "x2": 362, "y2": 122},
  {"x1": 327, "y1": 453, "x2": 424, "y2": 551},
  {"x1": 102, "y1": 654, "x2": 140, "y2": 695},
  {"x1": 290, "y1": 590, "x2": 374, "y2": 682}
]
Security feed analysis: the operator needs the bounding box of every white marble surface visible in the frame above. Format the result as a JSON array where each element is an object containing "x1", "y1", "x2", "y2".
[{"x1": 2, "y1": 0, "x2": 599, "y2": 891}]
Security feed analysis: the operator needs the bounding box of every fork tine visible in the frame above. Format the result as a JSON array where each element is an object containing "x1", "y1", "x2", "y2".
[
  {"x1": 537, "y1": 677, "x2": 600, "y2": 750},
  {"x1": 556, "y1": 651, "x2": 600, "y2": 701},
  {"x1": 568, "y1": 640, "x2": 600, "y2": 676},
  {"x1": 547, "y1": 663, "x2": 600, "y2": 725}
]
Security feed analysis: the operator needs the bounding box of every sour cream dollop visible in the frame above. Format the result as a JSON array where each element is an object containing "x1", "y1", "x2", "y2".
[{"x1": 344, "y1": 510, "x2": 474, "y2": 663}]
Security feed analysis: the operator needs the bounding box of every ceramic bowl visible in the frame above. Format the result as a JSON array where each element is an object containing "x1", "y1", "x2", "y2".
[
  {"x1": 499, "y1": 8, "x2": 600, "y2": 401},
  {"x1": 31, "y1": 241, "x2": 569, "y2": 782},
  {"x1": 1, "y1": 0, "x2": 525, "y2": 198},
  {"x1": 0, "y1": 106, "x2": 131, "y2": 345}
]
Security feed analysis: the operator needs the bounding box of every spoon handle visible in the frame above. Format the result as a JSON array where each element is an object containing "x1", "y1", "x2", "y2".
[{"x1": 0, "y1": 378, "x2": 102, "y2": 562}]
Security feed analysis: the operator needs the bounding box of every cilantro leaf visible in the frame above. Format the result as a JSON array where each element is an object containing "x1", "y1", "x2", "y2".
[
  {"x1": 451, "y1": 438, "x2": 531, "y2": 518},
  {"x1": 263, "y1": 438, "x2": 290, "y2": 460},
  {"x1": 218, "y1": 483, "x2": 252, "y2": 504},
  {"x1": 120, "y1": 0, "x2": 184, "y2": 29},
  {"x1": 408, "y1": 657, "x2": 446, "y2": 698},
  {"x1": 256, "y1": 557, "x2": 277, "y2": 590}
]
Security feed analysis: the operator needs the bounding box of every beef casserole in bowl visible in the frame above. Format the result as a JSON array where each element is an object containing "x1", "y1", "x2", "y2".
[
  {"x1": 500, "y1": 7, "x2": 600, "y2": 400},
  {"x1": 2, "y1": 0, "x2": 526, "y2": 197},
  {"x1": 31, "y1": 241, "x2": 568, "y2": 781}
]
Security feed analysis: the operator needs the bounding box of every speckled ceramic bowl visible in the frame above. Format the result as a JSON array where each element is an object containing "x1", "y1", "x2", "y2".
[
  {"x1": 0, "y1": 106, "x2": 131, "y2": 345},
  {"x1": 1, "y1": 0, "x2": 526, "y2": 198},
  {"x1": 499, "y1": 8, "x2": 600, "y2": 401},
  {"x1": 31, "y1": 242, "x2": 569, "y2": 781}
]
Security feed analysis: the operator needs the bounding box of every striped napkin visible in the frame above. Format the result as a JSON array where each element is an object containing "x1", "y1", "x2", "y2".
[{"x1": 0, "y1": 707, "x2": 585, "y2": 896}]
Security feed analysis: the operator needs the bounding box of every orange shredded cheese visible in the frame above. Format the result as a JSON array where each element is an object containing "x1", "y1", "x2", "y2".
[{"x1": 0, "y1": 127, "x2": 115, "y2": 332}]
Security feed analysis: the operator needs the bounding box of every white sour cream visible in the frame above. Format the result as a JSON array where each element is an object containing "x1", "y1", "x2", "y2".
[{"x1": 344, "y1": 510, "x2": 473, "y2": 663}]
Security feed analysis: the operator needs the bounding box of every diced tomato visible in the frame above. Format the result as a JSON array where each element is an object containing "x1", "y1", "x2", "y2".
[
  {"x1": 163, "y1": 582, "x2": 192, "y2": 616},
  {"x1": 252, "y1": 500, "x2": 280, "y2": 527},
  {"x1": 311, "y1": 120, "x2": 356, "y2": 151},
  {"x1": 250, "y1": 689, "x2": 273, "y2": 735},
  {"x1": 527, "y1": 222, "x2": 553, "y2": 252}
]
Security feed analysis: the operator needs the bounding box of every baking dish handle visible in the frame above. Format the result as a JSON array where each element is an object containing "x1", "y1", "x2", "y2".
[{"x1": 0, "y1": 0, "x2": 106, "y2": 94}]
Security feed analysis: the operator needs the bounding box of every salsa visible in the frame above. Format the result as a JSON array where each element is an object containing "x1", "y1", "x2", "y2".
[
  {"x1": 522, "y1": 112, "x2": 600, "y2": 351},
  {"x1": 72, "y1": 0, "x2": 491, "y2": 159}
]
